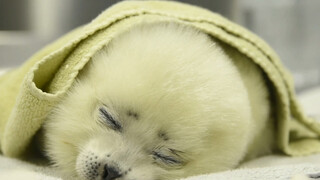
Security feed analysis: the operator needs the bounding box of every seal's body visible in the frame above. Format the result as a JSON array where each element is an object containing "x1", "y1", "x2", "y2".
[{"x1": 44, "y1": 23, "x2": 275, "y2": 180}]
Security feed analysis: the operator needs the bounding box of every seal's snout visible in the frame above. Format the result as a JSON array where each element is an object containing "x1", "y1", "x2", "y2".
[{"x1": 103, "y1": 165, "x2": 122, "y2": 180}]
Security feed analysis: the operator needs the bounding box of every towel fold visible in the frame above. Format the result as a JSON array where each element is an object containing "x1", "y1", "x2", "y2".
[{"x1": 0, "y1": 0, "x2": 319, "y2": 159}]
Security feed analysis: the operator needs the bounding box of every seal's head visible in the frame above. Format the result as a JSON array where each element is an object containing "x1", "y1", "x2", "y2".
[{"x1": 44, "y1": 23, "x2": 253, "y2": 180}]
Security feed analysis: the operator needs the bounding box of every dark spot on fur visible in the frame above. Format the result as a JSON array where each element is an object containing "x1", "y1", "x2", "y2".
[
  {"x1": 158, "y1": 131, "x2": 169, "y2": 141},
  {"x1": 127, "y1": 110, "x2": 139, "y2": 120}
]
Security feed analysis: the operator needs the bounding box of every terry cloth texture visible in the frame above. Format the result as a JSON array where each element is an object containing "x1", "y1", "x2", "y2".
[{"x1": 0, "y1": 1, "x2": 320, "y2": 157}]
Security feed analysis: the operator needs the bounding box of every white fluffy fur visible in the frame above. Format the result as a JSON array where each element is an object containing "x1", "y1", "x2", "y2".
[{"x1": 44, "y1": 23, "x2": 274, "y2": 180}]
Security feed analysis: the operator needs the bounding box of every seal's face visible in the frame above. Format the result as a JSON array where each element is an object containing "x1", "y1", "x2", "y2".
[
  {"x1": 73, "y1": 98, "x2": 213, "y2": 180},
  {"x1": 44, "y1": 23, "x2": 252, "y2": 180}
]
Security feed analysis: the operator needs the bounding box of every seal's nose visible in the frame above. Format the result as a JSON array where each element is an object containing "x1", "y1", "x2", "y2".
[{"x1": 102, "y1": 165, "x2": 122, "y2": 180}]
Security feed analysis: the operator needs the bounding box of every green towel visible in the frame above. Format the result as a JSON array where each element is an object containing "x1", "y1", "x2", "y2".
[{"x1": 1, "y1": 1, "x2": 320, "y2": 158}]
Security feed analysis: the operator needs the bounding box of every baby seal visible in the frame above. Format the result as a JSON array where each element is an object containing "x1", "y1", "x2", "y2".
[{"x1": 44, "y1": 23, "x2": 275, "y2": 180}]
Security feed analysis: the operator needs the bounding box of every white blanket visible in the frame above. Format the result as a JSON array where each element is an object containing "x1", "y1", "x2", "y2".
[{"x1": 1, "y1": 67, "x2": 320, "y2": 179}]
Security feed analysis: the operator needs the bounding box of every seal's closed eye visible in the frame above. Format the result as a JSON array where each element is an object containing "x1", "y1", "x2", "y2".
[
  {"x1": 152, "y1": 151, "x2": 183, "y2": 166},
  {"x1": 99, "y1": 106, "x2": 122, "y2": 131}
]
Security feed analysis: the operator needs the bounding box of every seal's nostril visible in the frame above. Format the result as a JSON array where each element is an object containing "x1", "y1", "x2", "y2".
[{"x1": 103, "y1": 164, "x2": 122, "y2": 180}]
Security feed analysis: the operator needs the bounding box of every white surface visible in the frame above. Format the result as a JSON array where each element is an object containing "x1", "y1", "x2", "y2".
[
  {"x1": 183, "y1": 164, "x2": 320, "y2": 180},
  {"x1": 0, "y1": 156, "x2": 62, "y2": 180}
]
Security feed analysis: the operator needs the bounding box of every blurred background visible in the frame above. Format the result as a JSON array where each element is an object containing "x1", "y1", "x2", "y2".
[{"x1": 0, "y1": 0, "x2": 319, "y2": 91}]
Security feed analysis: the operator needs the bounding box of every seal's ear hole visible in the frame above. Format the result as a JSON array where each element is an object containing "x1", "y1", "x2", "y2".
[
  {"x1": 126, "y1": 110, "x2": 139, "y2": 120},
  {"x1": 158, "y1": 131, "x2": 169, "y2": 141}
]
